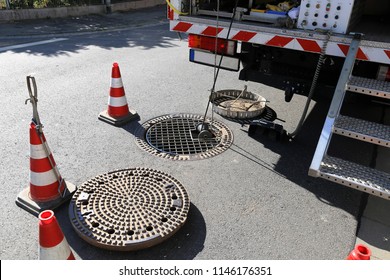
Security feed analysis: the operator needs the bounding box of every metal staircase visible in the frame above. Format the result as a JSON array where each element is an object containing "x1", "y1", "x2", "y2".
[{"x1": 308, "y1": 34, "x2": 390, "y2": 200}]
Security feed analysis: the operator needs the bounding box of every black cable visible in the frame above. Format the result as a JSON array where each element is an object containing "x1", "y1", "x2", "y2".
[
  {"x1": 287, "y1": 31, "x2": 331, "y2": 138},
  {"x1": 201, "y1": 0, "x2": 240, "y2": 129}
]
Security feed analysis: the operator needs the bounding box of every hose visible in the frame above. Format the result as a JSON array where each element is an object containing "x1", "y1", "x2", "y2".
[{"x1": 287, "y1": 31, "x2": 332, "y2": 138}]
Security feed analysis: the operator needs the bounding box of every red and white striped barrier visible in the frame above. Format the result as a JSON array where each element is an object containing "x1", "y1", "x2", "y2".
[
  {"x1": 39, "y1": 210, "x2": 75, "y2": 260},
  {"x1": 98, "y1": 62, "x2": 138, "y2": 126},
  {"x1": 170, "y1": 20, "x2": 390, "y2": 65}
]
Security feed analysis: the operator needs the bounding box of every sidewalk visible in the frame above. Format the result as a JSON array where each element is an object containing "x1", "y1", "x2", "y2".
[
  {"x1": 357, "y1": 196, "x2": 390, "y2": 260},
  {"x1": 0, "y1": 4, "x2": 167, "y2": 39},
  {"x1": 355, "y1": 106, "x2": 390, "y2": 260}
]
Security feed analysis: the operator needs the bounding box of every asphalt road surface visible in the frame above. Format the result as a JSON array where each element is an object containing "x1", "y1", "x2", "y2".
[{"x1": 0, "y1": 7, "x2": 365, "y2": 260}]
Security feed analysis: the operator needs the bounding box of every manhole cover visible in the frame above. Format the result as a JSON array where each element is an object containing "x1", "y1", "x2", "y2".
[
  {"x1": 69, "y1": 168, "x2": 190, "y2": 251},
  {"x1": 135, "y1": 113, "x2": 233, "y2": 160}
]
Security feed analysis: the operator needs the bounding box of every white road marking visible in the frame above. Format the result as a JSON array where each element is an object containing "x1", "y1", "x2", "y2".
[{"x1": 0, "y1": 38, "x2": 68, "y2": 52}]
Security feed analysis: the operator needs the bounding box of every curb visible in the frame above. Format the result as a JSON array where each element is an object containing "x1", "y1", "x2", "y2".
[
  {"x1": 0, "y1": 0, "x2": 165, "y2": 22},
  {"x1": 0, "y1": 20, "x2": 168, "y2": 39}
]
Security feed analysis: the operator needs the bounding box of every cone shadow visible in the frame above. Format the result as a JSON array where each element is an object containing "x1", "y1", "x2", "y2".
[{"x1": 120, "y1": 118, "x2": 144, "y2": 136}]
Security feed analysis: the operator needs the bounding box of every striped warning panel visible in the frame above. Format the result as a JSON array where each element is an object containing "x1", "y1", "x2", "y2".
[{"x1": 170, "y1": 20, "x2": 390, "y2": 64}]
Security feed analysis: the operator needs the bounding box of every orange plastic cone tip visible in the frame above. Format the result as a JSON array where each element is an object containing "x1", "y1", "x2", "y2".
[
  {"x1": 347, "y1": 244, "x2": 371, "y2": 260},
  {"x1": 39, "y1": 210, "x2": 75, "y2": 260},
  {"x1": 112, "y1": 62, "x2": 121, "y2": 78}
]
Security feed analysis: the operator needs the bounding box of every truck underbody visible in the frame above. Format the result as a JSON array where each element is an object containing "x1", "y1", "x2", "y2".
[{"x1": 168, "y1": 0, "x2": 390, "y2": 199}]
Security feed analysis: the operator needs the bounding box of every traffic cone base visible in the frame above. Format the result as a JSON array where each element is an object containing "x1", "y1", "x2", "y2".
[
  {"x1": 16, "y1": 181, "x2": 76, "y2": 217},
  {"x1": 98, "y1": 108, "x2": 138, "y2": 127}
]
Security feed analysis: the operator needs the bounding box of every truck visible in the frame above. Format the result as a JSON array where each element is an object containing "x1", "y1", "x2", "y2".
[{"x1": 166, "y1": 0, "x2": 390, "y2": 199}]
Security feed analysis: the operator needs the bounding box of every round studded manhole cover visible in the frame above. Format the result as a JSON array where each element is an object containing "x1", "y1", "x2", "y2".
[
  {"x1": 135, "y1": 113, "x2": 234, "y2": 160},
  {"x1": 69, "y1": 168, "x2": 190, "y2": 251}
]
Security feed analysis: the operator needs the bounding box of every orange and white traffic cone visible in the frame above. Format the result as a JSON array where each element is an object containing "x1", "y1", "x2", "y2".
[
  {"x1": 39, "y1": 210, "x2": 75, "y2": 260},
  {"x1": 16, "y1": 121, "x2": 76, "y2": 216},
  {"x1": 98, "y1": 62, "x2": 138, "y2": 126},
  {"x1": 347, "y1": 244, "x2": 371, "y2": 260}
]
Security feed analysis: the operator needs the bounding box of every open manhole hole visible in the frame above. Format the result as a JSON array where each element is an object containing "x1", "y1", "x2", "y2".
[
  {"x1": 69, "y1": 168, "x2": 190, "y2": 251},
  {"x1": 135, "y1": 113, "x2": 233, "y2": 160}
]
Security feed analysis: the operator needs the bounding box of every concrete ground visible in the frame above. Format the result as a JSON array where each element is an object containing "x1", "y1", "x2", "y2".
[
  {"x1": 357, "y1": 106, "x2": 390, "y2": 260},
  {"x1": 0, "y1": 5, "x2": 389, "y2": 260}
]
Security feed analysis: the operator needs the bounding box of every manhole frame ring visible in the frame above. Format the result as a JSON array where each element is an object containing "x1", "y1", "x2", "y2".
[{"x1": 135, "y1": 113, "x2": 234, "y2": 161}]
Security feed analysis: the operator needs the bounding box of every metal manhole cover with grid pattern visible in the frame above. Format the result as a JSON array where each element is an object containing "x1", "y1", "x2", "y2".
[
  {"x1": 69, "y1": 168, "x2": 190, "y2": 251},
  {"x1": 135, "y1": 113, "x2": 234, "y2": 160}
]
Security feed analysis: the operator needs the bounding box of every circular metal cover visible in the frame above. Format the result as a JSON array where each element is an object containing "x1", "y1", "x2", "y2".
[
  {"x1": 69, "y1": 168, "x2": 190, "y2": 251},
  {"x1": 135, "y1": 113, "x2": 233, "y2": 160}
]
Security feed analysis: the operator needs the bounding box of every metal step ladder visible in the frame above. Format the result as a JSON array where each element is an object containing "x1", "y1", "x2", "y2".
[{"x1": 308, "y1": 34, "x2": 390, "y2": 200}]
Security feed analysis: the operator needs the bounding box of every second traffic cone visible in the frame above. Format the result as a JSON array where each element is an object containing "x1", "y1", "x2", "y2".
[
  {"x1": 39, "y1": 210, "x2": 75, "y2": 260},
  {"x1": 347, "y1": 244, "x2": 371, "y2": 260},
  {"x1": 16, "y1": 121, "x2": 76, "y2": 216},
  {"x1": 98, "y1": 62, "x2": 138, "y2": 126}
]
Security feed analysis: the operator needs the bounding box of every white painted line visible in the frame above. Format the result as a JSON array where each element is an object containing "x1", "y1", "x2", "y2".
[{"x1": 0, "y1": 38, "x2": 68, "y2": 52}]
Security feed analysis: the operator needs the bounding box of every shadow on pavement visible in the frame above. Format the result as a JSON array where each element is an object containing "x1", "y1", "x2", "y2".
[
  {"x1": 222, "y1": 93, "x2": 366, "y2": 217},
  {"x1": 121, "y1": 117, "x2": 145, "y2": 137},
  {"x1": 0, "y1": 6, "x2": 182, "y2": 57}
]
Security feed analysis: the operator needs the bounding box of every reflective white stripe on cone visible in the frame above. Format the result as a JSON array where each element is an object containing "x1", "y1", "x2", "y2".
[
  {"x1": 108, "y1": 96, "x2": 128, "y2": 107},
  {"x1": 40, "y1": 238, "x2": 74, "y2": 260},
  {"x1": 30, "y1": 143, "x2": 52, "y2": 160},
  {"x1": 30, "y1": 169, "x2": 58, "y2": 186},
  {"x1": 111, "y1": 77, "x2": 123, "y2": 88}
]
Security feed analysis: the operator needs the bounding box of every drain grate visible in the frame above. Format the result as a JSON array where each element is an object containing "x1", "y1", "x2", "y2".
[
  {"x1": 69, "y1": 168, "x2": 190, "y2": 251},
  {"x1": 135, "y1": 113, "x2": 233, "y2": 160}
]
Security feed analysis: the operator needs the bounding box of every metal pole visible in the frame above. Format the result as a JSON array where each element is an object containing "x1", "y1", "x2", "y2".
[
  {"x1": 6, "y1": 0, "x2": 11, "y2": 9},
  {"x1": 105, "y1": 0, "x2": 112, "y2": 13},
  {"x1": 25, "y1": 75, "x2": 66, "y2": 197}
]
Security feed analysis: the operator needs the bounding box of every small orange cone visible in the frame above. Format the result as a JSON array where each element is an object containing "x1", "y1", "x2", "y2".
[
  {"x1": 39, "y1": 210, "x2": 75, "y2": 260},
  {"x1": 16, "y1": 121, "x2": 76, "y2": 216},
  {"x1": 347, "y1": 244, "x2": 371, "y2": 260},
  {"x1": 98, "y1": 62, "x2": 138, "y2": 126}
]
